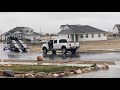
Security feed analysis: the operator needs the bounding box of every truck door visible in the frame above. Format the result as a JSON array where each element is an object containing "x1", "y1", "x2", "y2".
[
  {"x1": 48, "y1": 40, "x2": 53, "y2": 49},
  {"x1": 53, "y1": 40, "x2": 58, "y2": 49}
]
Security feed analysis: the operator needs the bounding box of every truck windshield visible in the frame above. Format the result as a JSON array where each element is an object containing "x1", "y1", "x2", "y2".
[{"x1": 59, "y1": 39, "x2": 67, "y2": 43}]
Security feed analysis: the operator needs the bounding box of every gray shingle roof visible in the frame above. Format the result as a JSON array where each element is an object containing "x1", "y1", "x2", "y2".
[
  {"x1": 34, "y1": 32, "x2": 42, "y2": 35},
  {"x1": 58, "y1": 25, "x2": 106, "y2": 34},
  {"x1": 4, "y1": 27, "x2": 41, "y2": 35},
  {"x1": 60, "y1": 24, "x2": 81, "y2": 28},
  {"x1": 8, "y1": 27, "x2": 27, "y2": 33},
  {"x1": 115, "y1": 24, "x2": 120, "y2": 29}
]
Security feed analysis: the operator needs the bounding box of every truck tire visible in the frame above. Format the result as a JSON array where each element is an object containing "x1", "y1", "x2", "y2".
[
  {"x1": 62, "y1": 47, "x2": 67, "y2": 54},
  {"x1": 71, "y1": 49, "x2": 76, "y2": 54},
  {"x1": 43, "y1": 54, "x2": 47, "y2": 58},
  {"x1": 43, "y1": 48, "x2": 48, "y2": 54},
  {"x1": 52, "y1": 50, "x2": 56, "y2": 54},
  {"x1": 62, "y1": 54, "x2": 67, "y2": 59}
]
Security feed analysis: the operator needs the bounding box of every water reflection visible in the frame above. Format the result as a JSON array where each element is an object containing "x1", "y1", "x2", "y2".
[
  {"x1": 7, "y1": 51, "x2": 41, "y2": 60},
  {"x1": 7, "y1": 52, "x2": 21, "y2": 58},
  {"x1": 43, "y1": 53, "x2": 80, "y2": 60},
  {"x1": 2, "y1": 50, "x2": 120, "y2": 61}
]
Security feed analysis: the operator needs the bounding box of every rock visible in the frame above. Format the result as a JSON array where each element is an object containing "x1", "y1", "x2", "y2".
[
  {"x1": 82, "y1": 70, "x2": 86, "y2": 73},
  {"x1": 70, "y1": 72, "x2": 74, "y2": 75},
  {"x1": 69, "y1": 69, "x2": 74, "y2": 72},
  {"x1": 37, "y1": 56, "x2": 43, "y2": 61},
  {"x1": 53, "y1": 74, "x2": 59, "y2": 78},
  {"x1": 58, "y1": 73, "x2": 64, "y2": 77},
  {"x1": 90, "y1": 67, "x2": 96, "y2": 71},
  {"x1": 73, "y1": 70, "x2": 77, "y2": 74},
  {"x1": 17, "y1": 74, "x2": 25, "y2": 78},
  {"x1": 35, "y1": 72, "x2": 47, "y2": 78},
  {"x1": 99, "y1": 66, "x2": 106, "y2": 70},
  {"x1": 24, "y1": 73, "x2": 35, "y2": 78},
  {"x1": 64, "y1": 71, "x2": 70, "y2": 76},
  {"x1": 99, "y1": 63, "x2": 109, "y2": 70},
  {"x1": 14, "y1": 74, "x2": 24, "y2": 78},
  {"x1": 94, "y1": 65, "x2": 100, "y2": 70},
  {"x1": 90, "y1": 63, "x2": 97, "y2": 67},
  {"x1": 3, "y1": 70, "x2": 15, "y2": 77},
  {"x1": 0, "y1": 69, "x2": 3, "y2": 76},
  {"x1": 76, "y1": 69, "x2": 82, "y2": 74},
  {"x1": 103, "y1": 63, "x2": 109, "y2": 69},
  {"x1": 46, "y1": 73, "x2": 55, "y2": 78},
  {"x1": 90, "y1": 63, "x2": 100, "y2": 70},
  {"x1": 82, "y1": 68, "x2": 89, "y2": 73},
  {"x1": 87, "y1": 67, "x2": 92, "y2": 72}
]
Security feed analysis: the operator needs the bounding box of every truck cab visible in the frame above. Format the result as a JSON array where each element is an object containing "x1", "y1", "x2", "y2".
[{"x1": 42, "y1": 38, "x2": 80, "y2": 54}]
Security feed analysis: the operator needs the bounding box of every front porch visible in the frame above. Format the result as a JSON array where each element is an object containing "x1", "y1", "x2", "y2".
[{"x1": 70, "y1": 34, "x2": 83, "y2": 42}]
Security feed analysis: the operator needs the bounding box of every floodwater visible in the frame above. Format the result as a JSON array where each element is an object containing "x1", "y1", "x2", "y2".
[
  {"x1": 1, "y1": 43, "x2": 120, "y2": 61},
  {"x1": 1, "y1": 51, "x2": 120, "y2": 62},
  {"x1": 1, "y1": 51, "x2": 120, "y2": 78},
  {"x1": 43, "y1": 52, "x2": 120, "y2": 61},
  {"x1": 2, "y1": 43, "x2": 120, "y2": 78}
]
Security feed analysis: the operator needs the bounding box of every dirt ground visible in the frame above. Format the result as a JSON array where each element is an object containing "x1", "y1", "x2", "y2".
[
  {"x1": 80, "y1": 39, "x2": 120, "y2": 50},
  {"x1": 28, "y1": 45, "x2": 42, "y2": 52},
  {"x1": 27, "y1": 39, "x2": 120, "y2": 52}
]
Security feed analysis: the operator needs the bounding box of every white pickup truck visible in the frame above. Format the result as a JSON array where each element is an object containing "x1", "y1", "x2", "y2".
[{"x1": 42, "y1": 38, "x2": 80, "y2": 54}]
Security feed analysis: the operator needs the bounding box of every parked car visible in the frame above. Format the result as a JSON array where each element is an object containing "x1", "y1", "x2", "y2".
[{"x1": 42, "y1": 38, "x2": 80, "y2": 54}]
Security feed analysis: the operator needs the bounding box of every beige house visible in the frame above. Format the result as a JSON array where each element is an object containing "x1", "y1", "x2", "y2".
[{"x1": 58, "y1": 24, "x2": 107, "y2": 42}]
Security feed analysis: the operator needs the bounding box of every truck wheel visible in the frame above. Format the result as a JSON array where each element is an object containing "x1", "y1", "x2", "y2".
[
  {"x1": 62, "y1": 47, "x2": 67, "y2": 54},
  {"x1": 62, "y1": 54, "x2": 67, "y2": 59},
  {"x1": 52, "y1": 51, "x2": 56, "y2": 54},
  {"x1": 43, "y1": 54, "x2": 47, "y2": 58},
  {"x1": 71, "y1": 49, "x2": 76, "y2": 54},
  {"x1": 43, "y1": 48, "x2": 47, "y2": 54}
]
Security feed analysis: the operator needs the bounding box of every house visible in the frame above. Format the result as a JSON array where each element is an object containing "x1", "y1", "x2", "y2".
[
  {"x1": 58, "y1": 24, "x2": 107, "y2": 42},
  {"x1": 2, "y1": 27, "x2": 42, "y2": 42},
  {"x1": 41, "y1": 33, "x2": 58, "y2": 41},
  {"x1": 113, "y1": 24, "x2": 120, "y2": 36}
]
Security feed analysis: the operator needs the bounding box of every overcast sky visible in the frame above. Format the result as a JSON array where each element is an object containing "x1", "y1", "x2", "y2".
[{"x1": 0, "y1": 12, "x2": 120, "y2": 34}]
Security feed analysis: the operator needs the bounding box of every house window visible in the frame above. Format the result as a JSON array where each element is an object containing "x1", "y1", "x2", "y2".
[
  {"x1": 59, "y1": 39, "x2": 67, "y2": 43},
  {"x1": 98, "y1": 33, "x2": 101, "y2": 37},
  {"x1": 54, "y1": 40, "x2": 57, "y2": 43},
  {"x1": 92, "y1": 33, "x2": 94, "y2": 38},
  {"x1": 86, "y1": 34, "x2": 88, "y2": 38},
  {"x1": 104, "y1": 33, "x2": 106, "y2": 36},
  {"x1": 80, "y1": 34, "x2": 83, "y2": 38}
]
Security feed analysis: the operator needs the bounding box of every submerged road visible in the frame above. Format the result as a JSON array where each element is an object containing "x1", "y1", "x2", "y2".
[{"x1": 1, "y1": 51, "x2": 120, "y2": 62}]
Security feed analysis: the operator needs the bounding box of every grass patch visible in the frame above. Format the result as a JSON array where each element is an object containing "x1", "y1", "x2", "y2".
[{"x1": 0, "y1": 65, "x2": 87, "y2": 73}]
